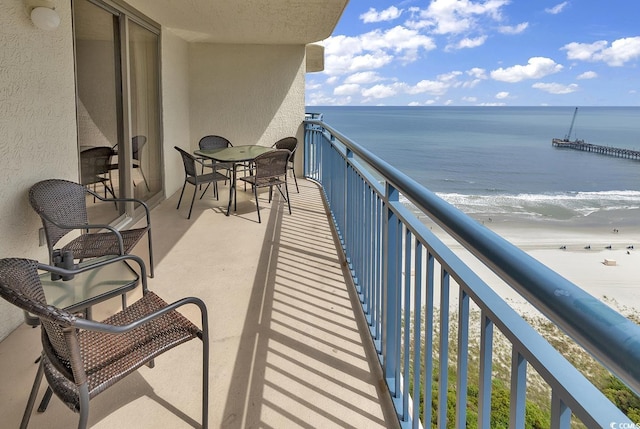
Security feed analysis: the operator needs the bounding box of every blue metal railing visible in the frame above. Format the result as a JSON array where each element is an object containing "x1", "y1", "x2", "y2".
[{"x1": 303, "y1": 115, "x2": 640, "y2": 428}]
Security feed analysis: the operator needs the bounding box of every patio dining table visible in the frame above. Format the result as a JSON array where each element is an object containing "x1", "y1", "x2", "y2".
[{"x1": 194, "y1": 145, "x2": 273, "y2": 216}]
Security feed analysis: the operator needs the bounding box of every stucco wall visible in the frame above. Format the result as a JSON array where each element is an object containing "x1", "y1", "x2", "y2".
[
  {"x1": 0, "y1": 0, "x2": 78, "y2": 339},
  {"x1": 188, "y1": 43, "x2": 305, "y2": 154},
  {"x1": 160, "y1": 30, "x2": 192, "y2": 197}
]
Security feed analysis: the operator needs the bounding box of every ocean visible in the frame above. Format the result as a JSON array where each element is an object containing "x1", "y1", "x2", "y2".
[{"x1": 310, "y1": 106, "x2": 640, "y2": 226}]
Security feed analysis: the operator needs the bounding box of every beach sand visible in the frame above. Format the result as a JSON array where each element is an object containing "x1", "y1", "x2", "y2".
[{"x1": 426, "y1": 211, "x2": 640, "y2": 319}]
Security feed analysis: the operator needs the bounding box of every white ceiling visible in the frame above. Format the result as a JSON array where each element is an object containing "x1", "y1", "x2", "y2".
[{"x1": 124, "y1": 0, "x2": 349, "y2": 44}]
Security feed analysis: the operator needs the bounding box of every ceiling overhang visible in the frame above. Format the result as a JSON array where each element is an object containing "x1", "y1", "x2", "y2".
[{"x1": 124, "y1": 0, "x2": 348, "y2": 45}]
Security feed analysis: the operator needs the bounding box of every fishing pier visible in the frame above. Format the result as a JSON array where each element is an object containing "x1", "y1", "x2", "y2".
[
  {"x1": 552, "y1": 107, "x2": 640, "y2": 161},
  {"x1": 552, "y1": 138, "x2": 640, "y2": 161}
]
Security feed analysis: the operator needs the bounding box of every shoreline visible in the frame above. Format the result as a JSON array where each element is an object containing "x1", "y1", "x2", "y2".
[{"x1": 421, "y1": 209, "x2": 640, "y2": 316}]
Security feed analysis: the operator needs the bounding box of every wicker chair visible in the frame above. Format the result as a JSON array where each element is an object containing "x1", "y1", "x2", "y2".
[
  {"x1": 197, "y1": 135, "x2": 233, "y2": 184},
  {"x1": 238, "y1": 149, "x2": 292, "y2": 223},
  {"x1": 0, "y1": 255, "x2": 209, "y2": 429},
  {"x1": 175, "y1": 146, "x2": 229, "y2": 219},
  {"x1": 80, "y1": 147, "x2": 117, "y2": 200},
  {"x1": 272, "y1": 137, "x2": 299, "y2": 192},
  {"x1": 131, "y1": 135, "x2": 151, "y2": 192},
  {"x1": 29, "y1": 179, "x2": 155, "y2": 278}
]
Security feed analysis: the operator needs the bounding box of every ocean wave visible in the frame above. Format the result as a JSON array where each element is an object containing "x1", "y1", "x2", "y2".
[{"x1": 399, "y1": 190, "x2": 640, "y2": 220}]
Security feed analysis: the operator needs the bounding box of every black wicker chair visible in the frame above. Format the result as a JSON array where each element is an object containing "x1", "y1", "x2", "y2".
[
  {"x1": 272, "y1": 137, "x2": 299, "y2": 192},
  {"x1": 80, "y1": 147, "x2": 117, "y2": 200},
  {"x1": 29, "y1": 179, "x2": 155, "y2": 278},
  {"x1": 175, "y1": 146, "x2": 229, "y2": 219},
  {"x1": 132, "y1": 135, "x2": 150, "y2": 192},
  {"x1": 238, "y1": 149, "x2": 292, "y2": 223},
  {"x1": 197, "y1": 135, "x2": 233, "y2": 184},
  {"x1": 0, "y1": 255, "x2": 209, "y2": 429}
]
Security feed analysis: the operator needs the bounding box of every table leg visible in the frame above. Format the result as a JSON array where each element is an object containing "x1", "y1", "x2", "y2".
[{"x1": 226, "y1": 163, "x2": 237, "y2": 216}]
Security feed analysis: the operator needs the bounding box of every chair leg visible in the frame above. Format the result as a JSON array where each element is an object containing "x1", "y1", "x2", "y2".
[
  {"x1": 20, "y1": 358, "x2": 44, "y2": 429},
  {"x1": 199, "y1": 183, "x2": 211, "y2": 200},
  {"x1": 188, "y1": 184, "x2": 197, "y2": 220},
  {"x1": 291, "y1": 166, "x2": 299, "y2": 192},
  {"x1": 77, "y1": 384, "x2": 90, "y2": 429},
  {"x1": 254, "y1": 186, "x2": 261, "y2": 223},
  {"x1": 284, "y1": 181, "x2": 292, "y2": 214},
  {"x1": 201, "y1": 311, "x2": 210, "y2": 428},
  {"x1": 147, "y1": 230, "x2": 155, "y2": 278},
  {"x1": 274, "y1": 181, "x2": 292, "y2": 215},
  {"x1": 176, "y1": 182, "x2": 187, "y2": 210},
  {"x1": 137, "y1": 166, "x2": 151, "y2": 192}
]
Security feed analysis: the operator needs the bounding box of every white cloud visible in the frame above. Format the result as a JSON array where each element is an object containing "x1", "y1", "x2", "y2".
[
  {"x1": 326, "y1": 76, "x2": 339, "y2": 85},
  {"x1": 462, "y1": 79, "x2": 482, "y2": 89},
  {"x1": 467, "y1": 67, "x2": 488, "y2": 79},
  {"x1": 406, "y1": 72, "x2": 463, "y2": 96},
  {"x1": 362, "y1": 84, "x2": 399, "y2": 99},
  {"x1": 563, "y1": 37, "x2": 640, "y2": 66},
  {"x1": 448, "y1": 35, "x2": 487, "y2": 50},
  {"x1": 545, "y1": 2, "x2": 569, "y2": 14},
  {"x1": 490, "y1": 57, "x2": 563, "y2": 82},
  {"x1": 496, "y1": 91, "x2": 510, "y2": 99},
  {"x1": 478, "y1": 102, "x2": 507, "y2": 106},
  {"x1": 334, "y1": 84, "x2": 361, "y2": 96},
  {"x1": 322, "y1": 26, "x2": 436, "y2": 75},
  {"x1": 532, "y1": 82, "x2": 579, "y2": 94},
  {"x1": 462, "y1": 96, "x2": 478, "y2": 102},
  {"x1": 352, "y1": 54, "x2": 395, "y2": 71},
  {"x1": 360, "y1": 6, "x2": 402, "y2": 23},
  {"x1": 306, "y1": 92, "x2": 352, "y2": 106},
  {"x1": 344, "y1": 71, "x2": 383, "y2": 85},
  {"x1": 409, "y1": 0, "x2": 510, "y2": 35},
  {"x1": 364, "y1": 26, "x2": 437, "y2": 58},
  {"x1": 498, "y1": 22, "x2": 529, "y2": 35},
  {"x1": 577, "y1": 71, "x2": 598, "y2": 80}
]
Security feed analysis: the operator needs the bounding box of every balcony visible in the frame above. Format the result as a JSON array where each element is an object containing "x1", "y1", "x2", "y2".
[
  {"x1": 1, "y1": 116, "x2": 639, "y2": 428},
  {"x1": 0, "y1": 177, "x2": 397, "y2": 428}
]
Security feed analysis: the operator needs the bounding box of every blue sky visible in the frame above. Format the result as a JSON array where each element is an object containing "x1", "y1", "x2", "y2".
[{"x1": 306, "y1": 0, "x2": 640, "y2": 106}]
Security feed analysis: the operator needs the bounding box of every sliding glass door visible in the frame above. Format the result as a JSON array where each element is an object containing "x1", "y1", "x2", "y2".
[{"x1": 73, "y1": 0, "x2": 162, "y2": 224}]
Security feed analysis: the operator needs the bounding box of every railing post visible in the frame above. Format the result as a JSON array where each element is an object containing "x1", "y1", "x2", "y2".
[{"x1": 382, "y1": 182, "x2": 401, "y2": 401}]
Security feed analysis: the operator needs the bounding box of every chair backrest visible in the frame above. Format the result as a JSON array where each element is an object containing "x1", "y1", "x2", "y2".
[
  {"x1": 253, "y1": 149, "x2": 290, "y2": 180},
  {"x1": 273, "y1": 137, "x2": 297, "y2": 162},
  {"x1": 29, "y1": 179, "x2": 89, "y2": 251},
  {"x1": 132, "y1": 135, "x2": 147, "y2": 161},
  {"x1": 198, "y1": 135, "x2": 232, "y2": 150},
  {"x1": 175, "y1": 146, "x2": 198, "y2": 178},
  {"x1": 0, "y1": 258, "x2": 78, "y2": 380},
  {"x1": 80, "y1": 146, "x2": 113, "y2": 186}
]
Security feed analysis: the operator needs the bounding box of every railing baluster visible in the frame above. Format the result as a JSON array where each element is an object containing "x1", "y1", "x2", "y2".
[
  {"x1": 550, "y1": 390, "x2": 571, "y2": 429},
  {"x1": 456, "y1": 290, "x2": 470, "y2": 428},
  {"x1": 424, "y1": 251, "x2": 435, "y2": 429},
  {"x1": 412, "y1": 241, "x2": 423, "y2": 429},
  {"x1": 478, "y1": 311, "x2": 493, "y2": 428},
  {"x1": 510, "y1": 349, "x2": 527, "y2": 429},
  {"x1": 383, "y1": 183, "x2": 401, "y2": 398},
  {"x1": 438, "y1": 269, "x2": 450, "y2": 428},
  {"x1": 402, "y1": 228, "x2": 413, "y2": 422}
]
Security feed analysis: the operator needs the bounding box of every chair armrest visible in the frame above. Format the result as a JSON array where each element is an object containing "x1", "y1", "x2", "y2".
[
  {"x1": 37, "y1": 210, "x2": 126, "y2": 254},
  {"x1": 37, "y1": 254, "x2": 148, "y2": 292},
  {"x1": 86, "y1": 191, "x2": 152, "y2": 226},
  {"x1": 73, "y1": 296, "x2": 208, "y2": 335}
]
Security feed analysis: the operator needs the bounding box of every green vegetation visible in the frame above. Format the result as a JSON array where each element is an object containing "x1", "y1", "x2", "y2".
[{"x1": 405, "y1": 305, "x2": 639, "y2": 427}]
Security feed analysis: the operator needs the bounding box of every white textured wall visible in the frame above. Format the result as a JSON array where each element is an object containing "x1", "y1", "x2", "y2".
[
  {"x1": 188, "y1": 43, "x2": 305, "y2": 153},
  {"x1": 160, "y1": 30, "x2": 192, "y2": 197},
  {"x1": 0, "y1": 0, "x2": 78, "y2": 339}
]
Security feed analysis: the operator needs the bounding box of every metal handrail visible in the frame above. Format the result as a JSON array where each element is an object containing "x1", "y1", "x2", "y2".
[{"x1": 304, "y1": 117, "x2": 640, "y2": 425}]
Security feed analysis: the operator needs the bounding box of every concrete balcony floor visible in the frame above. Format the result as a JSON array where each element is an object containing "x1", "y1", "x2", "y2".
[{"x1": 0, "y1": 178, "x2": 397, "y2": 428}]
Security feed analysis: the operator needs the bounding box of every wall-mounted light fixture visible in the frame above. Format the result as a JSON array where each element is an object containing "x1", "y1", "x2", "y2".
[{"x1": 24, "y1": 0, "x2": 60, "y2": 31}]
